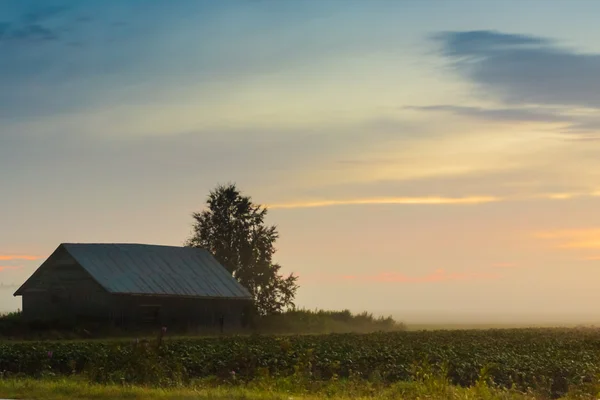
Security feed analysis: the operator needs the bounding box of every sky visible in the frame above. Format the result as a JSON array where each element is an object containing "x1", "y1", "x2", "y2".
[{"x1": 2, "y1": 0, "x2": 600, "y2": 324}]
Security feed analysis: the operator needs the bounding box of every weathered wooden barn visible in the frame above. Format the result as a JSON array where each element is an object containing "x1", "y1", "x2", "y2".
[{"x1": 13, "y1": 243, "x2": 253, "y2": 329}]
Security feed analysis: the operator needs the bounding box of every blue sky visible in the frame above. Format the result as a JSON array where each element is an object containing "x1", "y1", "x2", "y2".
[{"x1": 2, "y1": 1, "x2": 600, "y2": 322}]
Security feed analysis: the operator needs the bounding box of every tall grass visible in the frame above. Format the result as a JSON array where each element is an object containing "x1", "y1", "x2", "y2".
[
  {"x1": 0, "y1": 310, "x2": 23, "y2": 334},
  {"x1": 1, "y1": 370, "x2": 597, "y2": 399}
]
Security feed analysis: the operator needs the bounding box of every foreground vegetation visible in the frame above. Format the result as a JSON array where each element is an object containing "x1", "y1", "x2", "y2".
[
  {"x1": 2, "y1": 328, "x2": 600, "y2": 398},
  {"x1": 2, "y1": 374, "x2": 600, "y2": 400}
]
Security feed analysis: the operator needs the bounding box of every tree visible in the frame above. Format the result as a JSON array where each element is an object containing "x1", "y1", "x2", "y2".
[{"x1": 185, "y1": 183, "x2": 298, "y2": 315}]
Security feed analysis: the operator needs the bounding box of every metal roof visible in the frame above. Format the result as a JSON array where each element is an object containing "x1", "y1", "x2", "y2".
[{"x1": 59, "y1": 243, "x2": 252, "y2": 299}]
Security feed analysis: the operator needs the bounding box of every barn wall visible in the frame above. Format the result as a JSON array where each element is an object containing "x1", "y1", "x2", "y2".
[
  {"x1": 110, "y1": 294, "x2": 251, "y2": 330},
  {"x1": 20, "y1": 247, "x2": 111, "y2": 322}
]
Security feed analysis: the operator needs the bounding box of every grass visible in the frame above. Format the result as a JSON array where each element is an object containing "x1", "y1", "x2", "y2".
[
  {"x1": 0, "y1": 379, "x2": 284, "y2": 400},
  {"x1": 0, "y1": 377, "x2": 563, "y2": 400}
]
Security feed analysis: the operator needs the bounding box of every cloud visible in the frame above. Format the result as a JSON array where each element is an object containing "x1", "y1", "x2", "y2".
[
  {"x1": 300, "y1": 269, "x2": 501, "y2": 284},
  {"x1": 1, "y1": 24, "x2": 58, "y2": 42},
  {"x1": 535, "y1": 229, "x2": 600, "y2": 250},
  {"x1": 300, "y1": 165, "x2": 600, "y2": 203},
  {"x1": 0, "y1": 255, "x2": 41, "y2": 261},
  {"x1": 0, "y1": 5, "x2": 68, "y2": 44},
  {"x1": 433, "y1": 30, "x2": 600, "y2": 110},
  {"x1": 543, "y1": 193, "x2": 581, "y2": 200},
  {"x1": 564, "y1": 119, "x2": 600, "y2": 136},
  {"x1": 266, "y1": 195, "x2": 501, "y2": 209},
  {"x1": 406, "y1": 105, "x2": 600, "y2": 136},
  {"x1": 406, "y1": 105, "x2": 570, "y2": 124},
  {"x1": 267, "y1": 190, "x2": 600, "y2": 210},
  {"x1": 435, "y1": 30, "x2": 550, "y2": 57},
  {"x1": 530, "y1": 191, "x2": 600, "y2": 201},
  {"x1": 0, "y1": 266, "x2": 23, "y2": 272},
  {"x1": 21, "y1": 5, "x2": 69, "y2": 24}
]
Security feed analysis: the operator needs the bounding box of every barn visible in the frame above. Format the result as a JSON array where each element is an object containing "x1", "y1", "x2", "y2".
[{"x1": 13, "y1": 243, "x2": 253, "y2": 329}]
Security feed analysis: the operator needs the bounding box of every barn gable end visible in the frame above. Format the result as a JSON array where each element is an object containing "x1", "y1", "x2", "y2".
[{"x1": 14, "y1": 245, "x2": 111, "y2": 322}]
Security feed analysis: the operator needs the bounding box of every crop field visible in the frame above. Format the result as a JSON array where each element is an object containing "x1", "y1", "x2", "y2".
[{"x1": 2, "y1": 328, "x2": 600, "y2": 398}]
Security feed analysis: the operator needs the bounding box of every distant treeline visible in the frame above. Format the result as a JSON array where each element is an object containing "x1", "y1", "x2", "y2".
[
  {"x1": 258, "y1": 308, "x2": 405, "y2": 334},
  {"x1": 0, "y1": 283, "x2": 18, "y2": 289}
]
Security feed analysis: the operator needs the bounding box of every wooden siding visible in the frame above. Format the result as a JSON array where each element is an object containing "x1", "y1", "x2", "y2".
[
  {"x1": 20, "y1": 247, "x2": 111, "y2": 322},
  {"x1": 110, "y1": 295, "x2": 250, "y2": 329}
]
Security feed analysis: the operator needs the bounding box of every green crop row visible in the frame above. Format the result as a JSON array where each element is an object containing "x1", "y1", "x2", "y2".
[{"x1": 1, "y1": 328, "x2": 600, "y2": 398}]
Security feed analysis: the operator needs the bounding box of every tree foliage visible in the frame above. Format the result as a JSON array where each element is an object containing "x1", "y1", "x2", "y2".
[{"x1": 185, "y1": 183, "x2": 298, "y2": 315}]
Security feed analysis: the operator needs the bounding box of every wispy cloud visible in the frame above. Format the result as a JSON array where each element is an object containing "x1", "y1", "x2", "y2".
[
  {"x1": 300, "y1": 269, "x2": 501, "y2": 284},
  {"x1": 405, "y1": 105, "x2": 600, "y2": 136},
  {"x1": 405, "y1": 105, "x2": 570, "y2": 124},
  {"x1": 0, "y1": 5, "x2": 68, "y2": 44},
  {"x1": 0, "y1": 265, "x2": 23, "y2": 272},
  {"x1": 267, "y1": 196, "x2": 501, "y2": 209},
  {"x1": 525, "y1": 191, "x2": 600, "y2": 201},
  {"x1": 267, "y1": 190, "x2": 600, "y2": 210},
  {"x1": 0, "y1": 255, "x2": 41, "y2": 261},
  {"x1": 535, "y1": 229, "x2": 600, "y2": 250},
  {"x1": 543, "y1": 193, "x2": 582, "y2": 200}
]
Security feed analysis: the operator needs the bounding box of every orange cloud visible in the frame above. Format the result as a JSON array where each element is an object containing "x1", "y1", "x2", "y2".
[
  {"x1": 530, "y1": 191, "x2": 600, "y2": 201},
  {"x1": 0, "y1": 265, "x2": 23, "y2": 272},
  {"x1": 535, "y1": 229, "x2": 600, "y2": 249},
  {"x1": 542, "y1": 193, "x2": 585, "y2": 200},
  {"x1": 298, "y1": 269, "x2": 500, "y2": 284},
  {"x1": 267, "y1": 190, "x2": 600, "y2": 210},
  {"x1": 267, "y1": 196, "x2": 501, "y2": 209},
  {"x1": 582, "y1": 256, "x2": 600, "y2": 261},
  {"x1": 0, "y1": 255, "x2": 41, "y2": 261}
]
